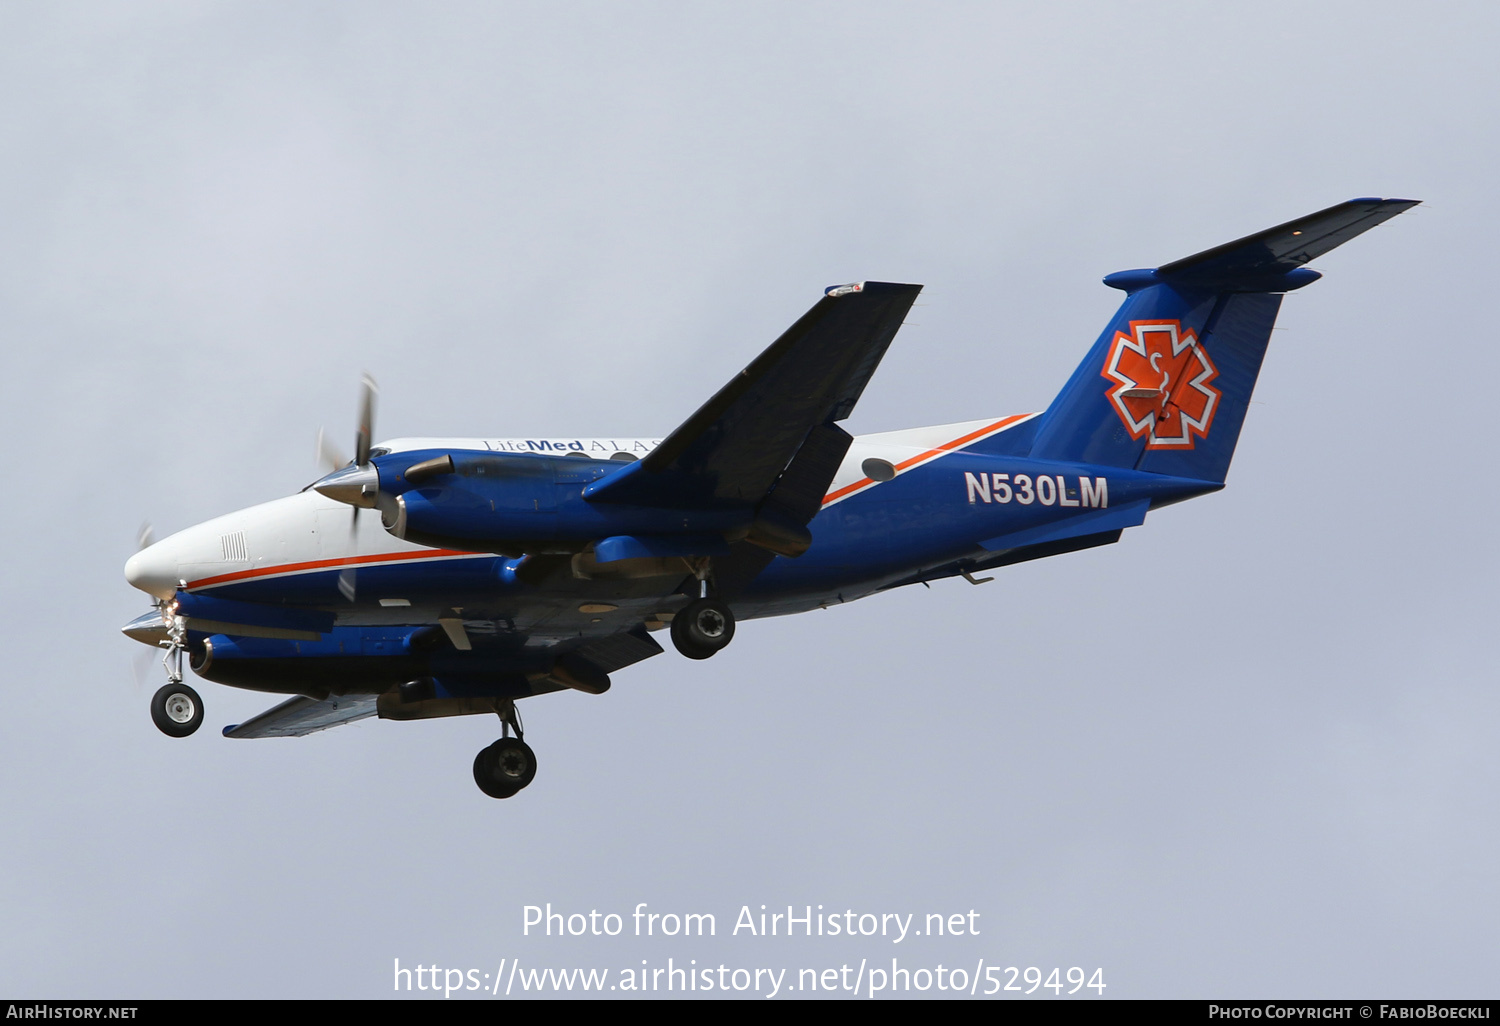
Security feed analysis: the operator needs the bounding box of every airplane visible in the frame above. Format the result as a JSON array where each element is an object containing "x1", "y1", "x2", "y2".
[{"x1": 122, "y1": 197, "x2": 1417, "y2": 798}]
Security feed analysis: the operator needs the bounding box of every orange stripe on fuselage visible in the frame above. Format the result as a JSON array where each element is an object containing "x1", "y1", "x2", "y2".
[
  {"x1": 186, "y1": 548, "x2": 482, "y2": 590},
  {"x1": 821, "y1": 413, "x2": 1034, "y2": 506}
]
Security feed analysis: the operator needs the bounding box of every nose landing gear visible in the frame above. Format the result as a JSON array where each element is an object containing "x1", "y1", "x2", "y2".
[
  {"x1": 149, "y1": 607, "x2": 204, "y2": 738},
  {"x1": 473, "y1": 700, "x2": 538, "y2": 799}
]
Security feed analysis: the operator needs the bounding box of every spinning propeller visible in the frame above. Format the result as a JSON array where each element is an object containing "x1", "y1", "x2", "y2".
[
  {"x1": 314, "y1": 374, "x2": 379, "y2": 602},
  {"x1": 128, "y1": 521, "x2": 171, "y2": 689}
]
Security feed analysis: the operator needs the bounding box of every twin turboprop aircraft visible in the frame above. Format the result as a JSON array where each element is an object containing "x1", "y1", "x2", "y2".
[{"x1": 122, "y1": 198, "x2": 1416, "y2": 798}]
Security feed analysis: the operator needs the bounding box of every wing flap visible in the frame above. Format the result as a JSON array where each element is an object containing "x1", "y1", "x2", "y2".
[
  {"x1": 223, "y1": 693, "x2": 379, "y2": 739},
  {"x1": 570, "y1": 624, "x2": 664, "y2": 674},
  {"x1": 759, "y1": 423, "x2": 854, "y2": 525}
]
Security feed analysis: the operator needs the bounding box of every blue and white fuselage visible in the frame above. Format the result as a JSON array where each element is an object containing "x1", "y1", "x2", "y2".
[
  {"x1": 121, "y1": 198, "x2": 1418, "y2": 797},
  {"x1": 124, "y1": 417, "x2": 1212, "y2": 653}
]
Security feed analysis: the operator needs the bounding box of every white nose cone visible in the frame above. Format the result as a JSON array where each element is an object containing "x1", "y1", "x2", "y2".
[{"x1": 124, "y1": 542, "x2": 180, "y2": 601}]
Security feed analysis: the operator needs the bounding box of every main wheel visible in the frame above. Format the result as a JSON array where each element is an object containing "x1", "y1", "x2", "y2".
[
  {"x1": 151, "y1": 682, "x2": 204, "y2": 738},
  {"x1": 473, "y1": 738, "x2": 538, "y2": 799},
  {"x1": 670, "y1": 598, "x2": 736, "y2": 660}
]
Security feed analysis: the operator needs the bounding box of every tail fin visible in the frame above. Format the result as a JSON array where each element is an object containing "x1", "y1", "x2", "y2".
[{"x1": 1028, "y1": 197, "x2": 1418, "y2": 482}]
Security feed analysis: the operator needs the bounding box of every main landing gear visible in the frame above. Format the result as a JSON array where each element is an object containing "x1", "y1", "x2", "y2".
[
  {"x1": 150, "y1": 610, "x2": 204, "y2": 738},
  {"x1": 473, "y1": 700, "x2": 537, "y2": 800},
  {"x1": 670, "y1": 576, "x2": 736, "y2": 660}
]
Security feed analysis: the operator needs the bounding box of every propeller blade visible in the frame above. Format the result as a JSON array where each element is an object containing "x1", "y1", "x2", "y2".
[
  {"x1": 316, "y1": 427, "x2": 350, "y2": 473},
  {"x1": 355, "y1": 373, "x2": 377, "y2": 468},
  {"x1": 137, "y1": 522, "x2": 155, "y2": 552},
  {"x1": 131, "y1": 648, "x2": 155, "y2": 692},
  {"x1": 337, "y1": 505, "x2": 359, "y2": 603},
  {"x1": 313, "y1": 372, "x2": 382, "y2": 542}
]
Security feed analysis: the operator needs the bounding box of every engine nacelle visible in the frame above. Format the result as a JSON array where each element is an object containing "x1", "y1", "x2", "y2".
[{"x1": 373, "y1": 449, "x2": 753, "y2": 555}]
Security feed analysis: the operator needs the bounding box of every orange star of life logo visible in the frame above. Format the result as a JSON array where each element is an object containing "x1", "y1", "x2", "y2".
[{"x1": 1101, "y1": 319, "x2": 1220, "y2": 449}]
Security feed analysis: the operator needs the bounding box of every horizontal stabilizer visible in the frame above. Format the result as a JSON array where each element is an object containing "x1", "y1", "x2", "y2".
[
  {"x1": 979, "y1": 499, "x2": 1150, "y2": 552},
  {"x1": 880, "y1": 529, "x2": 1125, "y2": 592},
  {"x1": 223, "y1": 693, "x2": 378, "y2": 738},
  {"x1": 1129, "y1": 197, "x2": 1419, "y2": 291}
]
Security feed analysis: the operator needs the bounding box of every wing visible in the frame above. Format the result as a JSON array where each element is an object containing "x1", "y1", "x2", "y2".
[
  {"x1": 585, "y1": 281, "x2": 921, "y2": 509},
  {"x1": 223, "y1": 693, "x2": 378, "y2": 739},
  {"x1": 219, "y1": 624, "x2": 664, "y2": 738}
]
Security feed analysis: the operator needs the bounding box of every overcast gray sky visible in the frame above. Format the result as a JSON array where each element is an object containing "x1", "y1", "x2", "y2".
[{"x1": 2, "y1": 1, "x2": 1496, "y2": 999}]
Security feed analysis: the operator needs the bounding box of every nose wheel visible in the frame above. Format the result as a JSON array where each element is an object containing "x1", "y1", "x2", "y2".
[
  {"x1": 670, "y1": 597, "x2": 735, "y2": 659},
  {"x1": 473, "y1": 700, "x2": 537, "y2": 799},
  {"x1": 151, "y1": 681, "x2": 204, "y2": 737}
]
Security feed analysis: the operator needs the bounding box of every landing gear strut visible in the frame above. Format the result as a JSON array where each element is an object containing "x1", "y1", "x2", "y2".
[
  {"x1": 473, "y1": 700, "x2": 537, "y2": 799},
  {"x1": 150, "y1": 608, "x2": 204, "y2": 738}
]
